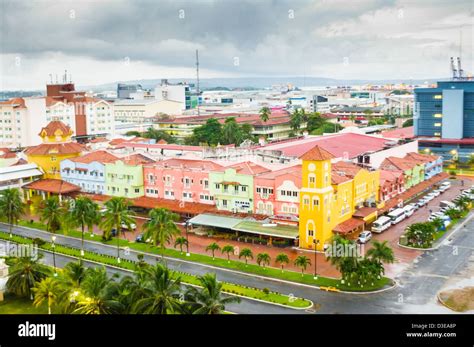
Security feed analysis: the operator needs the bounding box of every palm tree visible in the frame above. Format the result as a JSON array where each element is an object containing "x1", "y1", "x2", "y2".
[
  {"x1": 40, "y1": 197, "x2": 63, "y2": 233},
  {"x1": 256, "y1": 252, "x2": 271, "y2": 268},
  {"x1": 32, "y1": 277, "x2": 62, "y2": 314},
  {"x1": 100, "y1": 197, "x2": 135, "y2": 262},
  {"x1": 142, "y1": 208, "x2": 180, "y2": 259},
  {"x1": 73, "y1": 267, "x2": 123, "y2": 314},
  {"x1": 174, "y1": 236, "x2": 188, "y2": 254},
  {"x1": 6, "y1": 254, "x2": 51, "y2": 299},
  {"x1": 275, "y1": 253, "x2": 290, "y2": 272},
  {"x1": 0, "y1": 188, "x2": 25, "y2": 238},
  {"x1": 259, "y1": 106, "x2": 271, "y2": 123},
  {"x1": 206, "y1": 242, "x2": 220, "y2": 260},
  {"x1": 69, "y1": 196, "x2": 99, "y2": 259},
  {"x1": 294, "y1": 256, "x2": 311, "y2": 276},
  {"x1": 238, "y1": 248, "x2": 253, "y2": 266},
  {"x1": 455, "y1": 195, "x2": 471, "y2": 211},
  {"x1": 430, "y1": 217, "x2": 445, "y2": 231},
  {"x1": 131, "y1": 263, "x2": 182, "y2": 314},
  {"x1": 221, "y1": 245, "x2": 235, "y2": 263},
  {"x1": 185, "y1": 273, "x2": 240, "y2": 314},
  {"x1": 366, "y1": 241, "x2": 394, "y2": 272}
]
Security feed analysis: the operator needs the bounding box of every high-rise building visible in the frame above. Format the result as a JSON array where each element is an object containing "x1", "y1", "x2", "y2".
[
  {"x1": 117, "y1": 83, "x2": 143, "y2": 99},
  {"x1": 414, "y1": 80, "x2": 474, "y2": 161},
  {"x1": 154, "y1": 79, "x2": 198, "y2": 110}
]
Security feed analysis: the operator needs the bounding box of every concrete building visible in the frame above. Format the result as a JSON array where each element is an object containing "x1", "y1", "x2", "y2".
[
  {"x1": 414, "y1": 80, "x2": 474, "y2": 161},
  {"x1": 117, "y1": 83, "x2": 143, "y2": 99},
  {"x1": 155, "y1": 80, "x2": 198, "y2": 110},
  {"x1": 114, "y1": 99, "x2": 184, "y2": 123}
]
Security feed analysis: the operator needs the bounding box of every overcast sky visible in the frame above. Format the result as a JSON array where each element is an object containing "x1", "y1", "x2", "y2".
[{"x1": 1, "y1": 0, "x2": 473, "y2": 90}]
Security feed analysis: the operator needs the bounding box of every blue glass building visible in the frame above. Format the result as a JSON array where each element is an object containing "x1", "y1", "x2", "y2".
[{"x1": 414, "y1": 80, "x2": 474, "y2": 161}]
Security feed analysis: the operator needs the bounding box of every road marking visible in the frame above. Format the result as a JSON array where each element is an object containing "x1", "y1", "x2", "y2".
[{"x1": 415, "y1": 273, "x2": 449, "y2": 279}]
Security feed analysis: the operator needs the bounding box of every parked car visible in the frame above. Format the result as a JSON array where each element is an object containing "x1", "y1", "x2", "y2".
[
  {"x1": 428, "y1": 190, "x2": 440, "y2": 198},
  {"x1": 416, "y1": 199, "x2": 427, "y2": 208},
  {"x1": 135, "y1": 233, "x2": 151, "y2": 243},
  {"x1": 121, "y1": 222, "x2": 137, "y2": 230},
  {"x1": 440, "y1": 181, "x2": 451, "y2": 189},
  {"x1": 403, "y1": 204, "x2": 416, "y2": 217},
  {"x1": 357, "y1": 231, "x2": 372, "y2": 244}
]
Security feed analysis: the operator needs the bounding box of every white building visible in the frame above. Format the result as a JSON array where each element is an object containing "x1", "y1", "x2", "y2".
[
  {"x1": 114, "y1": 99, "x2": 183, "y2": 123},
  {"x1": 85, "y1": 99, "x2": 115, "y2": 137},
  {"x1": 0, "y1": 163, "x2": 43, "y2": 192}
]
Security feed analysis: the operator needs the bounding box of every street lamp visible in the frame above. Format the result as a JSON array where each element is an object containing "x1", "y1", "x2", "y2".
[
  {"x1": 313, "y1": 238, "x2": 320, "y2": 280},
  {"x1": 185, "y1": 220, "x2": 191, "y2": 257},
  {"x1": 51, "y1": 235, "x2": 57, "y2": 277}
]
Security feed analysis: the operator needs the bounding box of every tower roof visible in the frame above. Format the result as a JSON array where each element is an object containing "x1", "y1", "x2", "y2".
[
  {"x1": 39, "y1": 120, "x2": 73, "y2": 137},
  {"x1": 299, "y1": 145, "x2": 335, "y2": 161}
]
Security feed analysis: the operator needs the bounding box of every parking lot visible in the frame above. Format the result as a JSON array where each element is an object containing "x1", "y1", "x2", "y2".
[{"x1": 369, "y1": 178, "x2": 471, "y2": 277}]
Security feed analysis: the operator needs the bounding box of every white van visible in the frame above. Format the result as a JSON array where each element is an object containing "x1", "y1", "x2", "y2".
[
  {"x1": 403, "y1": 204, "x2": 416, "y2": 217},
  {"x1": 387, "y1": 208, "x2": 406, "y2": 224},
  {"x1": 371, "y1": 216, "x2": 392, "y2": 233},
  {"x1": 439, "y1": 200, "x2": 456, "y2": 209}
]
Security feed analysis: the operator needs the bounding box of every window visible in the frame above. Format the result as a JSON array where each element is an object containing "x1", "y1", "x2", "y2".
[
  {"x1": 241, "y1": 186, "x2": 247, "y2": 192},
  {"x1": 433, "y1": 114, "x2": 443, "y2": 118},
  {"x1": 433, "y1": 95, "x2": 442, "y2": 99},
  {"x1": 434, "y1": 122, "x2": 442, "y2": 127},
  {"x1": 135, "y1": 189, "x2": 140, "y2": 193}
]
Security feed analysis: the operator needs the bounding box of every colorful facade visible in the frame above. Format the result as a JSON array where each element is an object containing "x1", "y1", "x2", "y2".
[
  {"x1": 406, "y1": 152, "x2": 443, "y2": 180},
  {"x1": 143, "y1": 158, "x2": 223, "y2": 204},
  {"x1": 25, "y1": 121, "x2": 84, "y2": 179},
  {"x1": 298, "y1": 146, "x2": 381, "y2": 251},
  {"x1": 105, "y1": 154, "x2": 154, "y2": 198},
  {"x1": 379, "y1": 156, "x2": 425, "y2": 189},
  {"x1": 209, "y1": 162, "x2": 269, "y2": 213},
  {"x1": 60, "y1": 150, "x2": 118, "y2": 194}
]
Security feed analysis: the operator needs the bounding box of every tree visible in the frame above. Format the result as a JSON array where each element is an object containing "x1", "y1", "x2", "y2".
[
  {"x1": 430, "y1": 217, "x2": 445, "y2": 231},
  {"x1": 74, "y1": 267, "x2": 123, "y2": 314},
  {"x1": 221, "y1": 245, "x2": 235, "y2": 263},
  {"x1": 256, "y1": 253, "x2": 271, "y2": 268},
  {"x1": 294, "y1": 256, "x2": 311, "y2": 276},
  {"x1": 174, "y1": 237, "x2": 188, "y2": 254},
  {"x1": 0, "y1": 188, "x2": 25, "y2": 238},
  {"x1": 259, "y1": 107, "x2": 271, "y2": 123},
  {"x1": 325, "y1": 234, "x2": 359, "y2": 279},
  {"x1": 221, "y1": 117, "x2": 243, "y2": 145},
  {"x1": 32, "y1": 277, "x2": 62, "y2": 314},
  {"x1": 131, "y1": 263, "x2": 182, "y2": 314},
  {"x1": 454, "y1": 196, "x2": 470, "y2": 211},
  {"x1": 306, "y1": 113, "x2": 325, "y2": 132},
  {"x1": 290, "y1": 109, "x2": 303, "y2": 133},
  {"x1": 143, "y1": 127, "x2": 176, "y2": 144},
  {"x1": 402, "y1": 118, "x2": 414, "y2": 127},
  {"x1": 405, "y1": 222, "x2": 436, "y2": 248},
  {"x1": 206, "y1": 242, "x2": 221, "y2": 260},
  {"x1": 444, "y1": 208, "x2": 462, "y2": 220},
  {"x1": 239, "y1": 248, "x2": 253, "y2": 266},
  {"x1": 142, "y1": 208, "x2": 181, "y2": 258},
  {"x1": 185, "y1": 273, "x2": 240, "y2": 314},
  {"x1": 6, "y1": 254, "x2": 51, "y2": 299},
  {"x1": 100, "y1": 197, "x2": 135, "y2": 262},
  {"x1": 69, "y1": 196, "x2": 99, "y2": 259},
  {"x1": 366, "y1": 241, "x2": 394, "y2": 276},
  {"x1": 125, "y1": 130, "x2": 141, "y2": 137},
  {"x1": 189, "y1": 118, "x2": 223, "y2": 146},
  {"x1": 40, "y1": 197, "x2": 63, "y2": 233},
  {"x1": 275, "y1": 253, "x2": 290, "y2": 272}
]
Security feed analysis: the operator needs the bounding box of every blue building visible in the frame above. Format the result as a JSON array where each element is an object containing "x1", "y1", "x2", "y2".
[
  {"x1": 414, "y1": 80, "x2": 474, "y2": 161},
  {"x1": 60, "y1": 150, "x2": 118, "y2": 195}
]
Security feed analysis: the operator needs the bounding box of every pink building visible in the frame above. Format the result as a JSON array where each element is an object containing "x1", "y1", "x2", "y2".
[
  {"x1": 143, "y1": 158, "x2": 224, "y2": 205},
  {"x1": 379, "y1": 170, "x2": 405, "y2": 202},
  {"x1": 254, "y1": 165, "x2": 301, "y2": 217}
]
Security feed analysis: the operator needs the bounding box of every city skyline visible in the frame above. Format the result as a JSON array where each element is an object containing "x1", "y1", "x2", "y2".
[{"x1": 1, "y1": 0, "x2": 473, "y2": 90}]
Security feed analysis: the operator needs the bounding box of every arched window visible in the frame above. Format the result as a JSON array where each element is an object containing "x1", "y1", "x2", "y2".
[
  {"x1": 306, "y1": 220, "x2": 315, "y2": 240},
  {"x1": 312, "y1": 197, "x2": 319, "y2": 209},
  {"x1": 308, "y1": 173, "x2": 316, "y2": 188}
]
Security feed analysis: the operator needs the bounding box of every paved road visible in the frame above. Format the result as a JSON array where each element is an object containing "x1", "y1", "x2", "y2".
[{"x1": 2, "y1": 214, "x2": 473, "y2": 314}]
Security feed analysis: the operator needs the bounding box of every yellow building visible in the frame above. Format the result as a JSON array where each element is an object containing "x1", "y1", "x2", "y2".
[
  {"x1": 299, "y1": 145, "x2": 380, "y2": 251},
  {"x1": 25, "y1": 120, "x2": 84, "y2": 179}
]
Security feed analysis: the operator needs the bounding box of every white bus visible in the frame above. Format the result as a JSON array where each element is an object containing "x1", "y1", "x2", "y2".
[
  {"x1": 387, "y1": 208, "x2": 406, "y2": 224},
  {"x1": 371, "y1": 216, "x2": 392, "y2": 233}
]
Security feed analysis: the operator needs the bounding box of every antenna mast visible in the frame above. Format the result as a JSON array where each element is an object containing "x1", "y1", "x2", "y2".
[
  {"x1": 196, "y1": 49, "x2": 200, "y2": 116},
  {"x1": 450, "y1": 57, "x2": 457, "y2": 80}
]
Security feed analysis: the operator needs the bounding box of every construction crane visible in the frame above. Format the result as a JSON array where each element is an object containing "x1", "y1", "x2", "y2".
[
  {"x1": 450, "y1": 57, "x2": 458, "y2": 80},
  {"x1": 457, "y1": 57, "x2": 464, "y2": 79}
]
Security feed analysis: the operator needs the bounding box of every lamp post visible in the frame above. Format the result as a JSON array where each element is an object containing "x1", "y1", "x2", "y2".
[
  {"x1": 185, "y1": 220, "x2": 191, "y2": 257},
  {"x1": 51, "y1": 235, "x2": 57, "y2": 277},
  {"x1": 313, "y1": 238, "x2": 320, "y2": 280}
]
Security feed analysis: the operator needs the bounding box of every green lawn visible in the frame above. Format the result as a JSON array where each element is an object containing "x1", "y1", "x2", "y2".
[
  {"x1": 0, "y1": 295, "x2": 47, "y2": 314},
  {"x1": 233, "y1": 221, "x2": 299, "y2": 238},
  {"x1": 0, "y1": 232, "x2": 312, "y2": 309}
]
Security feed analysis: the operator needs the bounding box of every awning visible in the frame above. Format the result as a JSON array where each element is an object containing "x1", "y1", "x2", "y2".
[
  {"x1": 233, "y1": 221, "x2": 298, "y2": 239},
  {"x1": 353, "y1": 207, "x2": 378, "y2": 222},
  {"x1": 333, "y1": 218, "x2": 365, "y2": 235},
  {"x1": 132, "y1": 196, "x2": 216, "y2": 215},
  {"x1": 23, "y1": 179, "x2": 81, "y2": 194},
  {"x1": 188, "y1": 214, "x2": 243, "y2": 229},
  {"x1": 0, "y1": 167, "x2": 43, "y2": 182}
]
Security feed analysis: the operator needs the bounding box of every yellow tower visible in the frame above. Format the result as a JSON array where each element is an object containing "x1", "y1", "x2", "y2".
[
  {"x1": 25, "y1": 120, "x2": 83, "y2": 179},
  {"x1": 299, "y1": 145, "x2": 335, "y2": 251}
]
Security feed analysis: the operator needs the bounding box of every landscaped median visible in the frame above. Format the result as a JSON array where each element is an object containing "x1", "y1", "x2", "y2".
[
  {"x1": 3, "y1": 220, "x2": 392, "y2": 292},
  {"x1": 0, "y1": 231, "x2": 312, "y2": 309}
]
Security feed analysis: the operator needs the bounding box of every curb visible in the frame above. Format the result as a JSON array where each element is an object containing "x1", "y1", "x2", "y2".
[
  {"x1": 1, "y1": 223, "x2": 391, "y2": 295},
  {"x1": 0, "y1": 235, "x2": 313, "y2": 311}
]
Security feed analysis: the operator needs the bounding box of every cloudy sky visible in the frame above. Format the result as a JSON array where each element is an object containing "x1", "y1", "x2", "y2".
[{"x1": 0, "y1": 0, "x2": 473, "y2": 90}]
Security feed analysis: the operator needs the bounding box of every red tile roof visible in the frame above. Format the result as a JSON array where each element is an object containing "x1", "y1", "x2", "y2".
[
  {"x1": 25, "y1": 142, "x2": 85, "y2": 156},
  {"x1": 229, "y1": 161, "x2": 270, "y2": 175},
  {"x1": 381, "y1": 126, "x2": 414, "y2": 139},
  {"x1": 23, "y1": 179, "x2": 81, "y2": 194},
  {"x1": 332, "y1": 218, "x2": 365, "y2": 234},
  {"x1": 120, "y1": 153, "x2": 155, "y2": 166},
  {"x1": 69, "y1": 150, "x2": 118, "y2": 164},
  {"x1": 89, "y1": 137, "x2": 108, "y2": 143},
  {"x1": 39, "y1": 120, "x2": 73, "y2": 137},
  {"x1": 149, "y1": 158, "x2": 223, "y2": 171},
  {"x1": 0, "y1": 98, "x2": 26, "y2": 108},
  {"x1": 300, "y1": 145, "x2": 335, "y2": 161},
  {"x1": 406, "y1": 152, "x2": 439, "y2": 163},
  {"x1": 131, "y1": 196, "x2": 216, "y2": 215},
  {"x1": 380, "y1": 156, "x2": 421, "y2": 171}
]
